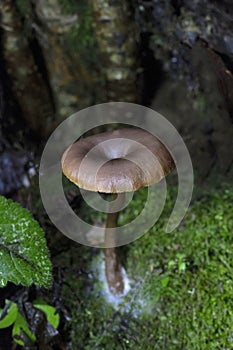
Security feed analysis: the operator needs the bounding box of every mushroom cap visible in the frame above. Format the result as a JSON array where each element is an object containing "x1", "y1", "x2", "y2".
[{"x1": 61, "y1": 128, "x2": 174, "y2": 193}]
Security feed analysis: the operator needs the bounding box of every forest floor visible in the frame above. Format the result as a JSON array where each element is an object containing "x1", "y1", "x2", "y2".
[{"x1": 53, "y1": 172, "x2": 233, "y2": 349}]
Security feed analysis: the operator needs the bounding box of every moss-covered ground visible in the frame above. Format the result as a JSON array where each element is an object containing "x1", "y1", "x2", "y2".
[{"x1": 58, "y1": 175, "x2": 233, "y2": 349}]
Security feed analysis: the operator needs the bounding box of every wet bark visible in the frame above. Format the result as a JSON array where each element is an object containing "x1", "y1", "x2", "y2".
[
  {"x1": 0, "y1": 0, "x2": 55, "y2": 138},
  {"x1": 88, "y1": 0, "x2": 139, "y2": 102},
  {"x1": 31, "y1": 0, "x2": 84, "y2": 121},
  {"x1": 191, "y1": 44, "x2": 233, "y2": 173},
  {"x1": 138, "y1": 0, "x2": 233, "y2": 177}
]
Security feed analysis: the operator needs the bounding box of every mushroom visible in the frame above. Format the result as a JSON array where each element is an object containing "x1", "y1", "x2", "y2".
[{"x1": 61, "y1": 127, "x2": 174, "y2": 295}]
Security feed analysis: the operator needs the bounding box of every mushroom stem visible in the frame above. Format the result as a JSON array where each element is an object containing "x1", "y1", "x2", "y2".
[{"x1": 104, "y1": 194, "x2": 125, "y2": 295}]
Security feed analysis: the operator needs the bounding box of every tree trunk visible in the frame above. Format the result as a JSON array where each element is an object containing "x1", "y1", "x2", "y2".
[
  {"x1": 0, "y1": 0, "x2": 55, "y2": 138},
  {"x1": 32, "y1": 0, "x2": 84, "y2": 121},
  {"x1": 88, "y1": 0, "x2": 139, "y2": 102}
]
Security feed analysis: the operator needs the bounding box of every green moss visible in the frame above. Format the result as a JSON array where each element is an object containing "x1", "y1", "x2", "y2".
[
  {"x1": 57, "y1": 0, "x2": 77, "y2": 13},
  {"x1": 195, "y1": 92, "x2": 207, "y2": 115},
  {"x1": 125, "y1": 183, "x2": 233, "y2": 349},
  {"x1": 15, "y1": 0, "x2": 30, "y2": 14},
  {"x1": 57, "y1": 0, "x2": 98, "y2": 65},
  {"x1": 62, "y1": 179, "x2": 233, "y2": 349}
]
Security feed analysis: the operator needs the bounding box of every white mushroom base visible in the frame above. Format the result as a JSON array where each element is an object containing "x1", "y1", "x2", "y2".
[{"x1": 92, "y1": 253, "x2": 131, "y2": 307}]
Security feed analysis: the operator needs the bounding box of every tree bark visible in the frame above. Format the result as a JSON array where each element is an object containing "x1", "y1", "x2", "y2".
[
  {"x1": 31, "y1": 0, "x2": 98, "y2": 123},
  {"x1": 0, "y1": 0, "x2": 55, "y2": 138},
  {"x1": 32, "y1": 0, "x2": 84, "y2": 122},
  {"x1": 88, "y1": 0, "x2": 139, "y2": 102}
]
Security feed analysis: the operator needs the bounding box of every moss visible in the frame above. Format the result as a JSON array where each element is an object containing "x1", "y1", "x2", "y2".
[
  {"x1": 125, "y1": 183, "x2": 233, "y2": 349},
  {"x1": 195, "y1": 92, "x2": 207, "y2": 115},
  {"x1": 55, "y1": 0, "x2": 103, "y2": 104},
  {"x1": 57, "y1": 0, "x2": 99, "y2": 65},
  {"x1": 61, "y1": 178, "x2": 233, "y2": 349},
  {"x1": 15, "y1": 0, "x2": 30, "y2": 14}
]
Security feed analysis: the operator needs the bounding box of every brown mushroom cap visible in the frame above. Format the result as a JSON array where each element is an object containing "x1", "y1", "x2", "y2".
[{"x1": 61, "y1": 128, "x2": 174, "y2": 193}]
